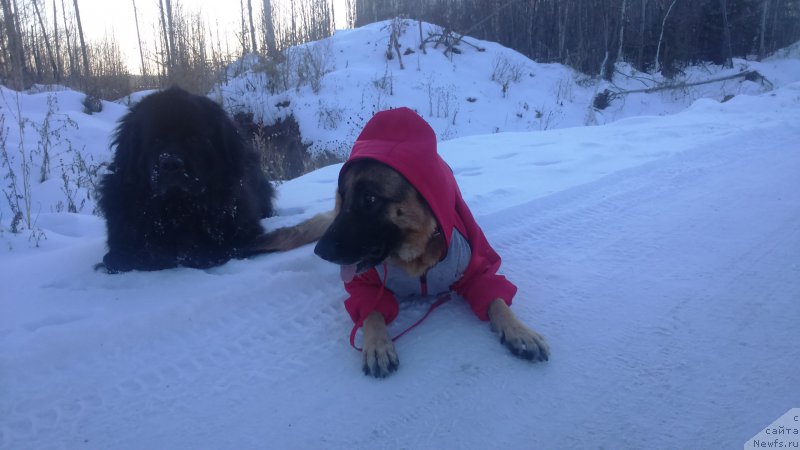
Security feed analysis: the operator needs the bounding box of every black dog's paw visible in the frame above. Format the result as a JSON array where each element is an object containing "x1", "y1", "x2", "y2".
[
  {"x1": 362, "y1": 336, "x2": 399, "y2": 378},
  {"x1": 94, "y1": 261, "x2": 120, "y2": 274},
  {"x1": 100, "y1": 251, "x2": 177, "y2": 273},
  {"x1": 499, "y1": 324, "x2": 550, "y2": 362},
  {"x1": 99, "y1": 252, "x2": 132, "y2": 274}
]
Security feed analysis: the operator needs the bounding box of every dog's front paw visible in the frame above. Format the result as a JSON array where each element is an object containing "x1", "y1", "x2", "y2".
[
  {"x1": 362, "y1": 334, "x2": 399, "y2": 378},
  {"x1": 498, "y1": 323, "x2": 550, "y2": 362}
]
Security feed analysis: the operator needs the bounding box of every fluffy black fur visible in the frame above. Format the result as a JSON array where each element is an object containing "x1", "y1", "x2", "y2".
[{"x1": 97, "y1": 87, "x2": 274, "y2": 272}]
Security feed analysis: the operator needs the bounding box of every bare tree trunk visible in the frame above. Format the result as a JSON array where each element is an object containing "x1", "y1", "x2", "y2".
[
  {"x1": 164, "y1": 0, "x2": 177, "y2": 70},
  {"x1": 758, "y1": 0, "x2": 769, "y2": 60},
  {"x1": 617, "y1": 0, "x2": 627, "y2": 63},
  {"x1": 601, "y1": 4, "x2": 611, "y2": 80},
  {"x1": 558, "y1": 1, "x2": 569, "y2": 62},
  {"x1": 247, "y1": 0, "x2": 257, "y2": 53},
  {"x1": 1, "y1": 0, "x2": 26, "y2": 89},
  {"x1": 418, "y1": 19, "x2": 426, "y2": 54},
  {"x1": 262, "y1": 0, "x2": 277, "y2": 56},
  {"x1": 132, "y1": 0, "x2": 147, "y2": 77},
  {"x1": 769, "y1": 0, "x2": 780, "y2": 54},
  {"x1": 33, "y1": 0, "x2": 60, "y2": 81},
  {"x1": 72, "y1": 0, "x2": 91, "y2": 79},
  {"x1": 61, "y1": 0, "x2": 76, "y2": 79},
  {"x1": 345, "y1": 0, "x2": 355, "y2": 28},
  {"x1": 719, "y1": 0, "x2": 733, "y2": 68},
  {"x1": 31, "y1": 24, "x2": 44, "y2": 80},
  {"x1": 158, "y1": 0, "x2": 172, "y2": 76},
  {"x1": 290, "y1": 0, "x2": 297, "y2": 45},
  {"x1": 637, "y1": 0, "x2": 646, "y2": 71},
  {"x1": 52, "y1": 0, "x2": 62, "y2": 80},
  {"x1": 239, "y1": 0, "x2": 248, "y2": 50},
  {"x1": 654, "y1": 0, "x2": 678, "y2": 73}
]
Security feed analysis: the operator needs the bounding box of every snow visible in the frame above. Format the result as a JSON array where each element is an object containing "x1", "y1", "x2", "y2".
[{"x1": 2, "y1": 23, "x2": 800, "y2": 449}]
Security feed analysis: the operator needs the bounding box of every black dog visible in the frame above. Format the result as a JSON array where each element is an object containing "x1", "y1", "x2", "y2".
[{"x1": 97, "y1": 87, "x2": 274, "y2": 272}]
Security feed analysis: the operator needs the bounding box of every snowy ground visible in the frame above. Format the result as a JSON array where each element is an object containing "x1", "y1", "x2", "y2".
[{"x1": 1, "y1": 74, "x2": 799, "y2": 447}]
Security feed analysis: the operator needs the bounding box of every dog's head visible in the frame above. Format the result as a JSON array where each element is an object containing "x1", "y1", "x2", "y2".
[
  {"x1": 111, "y1": 87, "x2": 244, "y2": 198},
  {"x1": 314, "y1": 159, "x2": 438, "y2": 277}
]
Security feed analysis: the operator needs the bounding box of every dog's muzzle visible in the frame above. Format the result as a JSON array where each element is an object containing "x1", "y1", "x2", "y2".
[{"x1": 152, "y1": 153, "x2": 190, "y2": 195}]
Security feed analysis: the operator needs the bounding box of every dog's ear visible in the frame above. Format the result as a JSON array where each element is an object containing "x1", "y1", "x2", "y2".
[{"x1": 110, "y1": 107, "x2": 145, "y2": 187}]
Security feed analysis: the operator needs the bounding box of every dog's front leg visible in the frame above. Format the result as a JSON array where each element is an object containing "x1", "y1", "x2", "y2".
[
  {"x1": 361, "y1": 311, "x2": 399, "y2": 378},
  {"x1": 488, "y1": 299, "x2": 550, "y2": 362}
]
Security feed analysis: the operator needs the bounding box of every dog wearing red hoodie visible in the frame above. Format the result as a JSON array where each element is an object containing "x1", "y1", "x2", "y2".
[{"x1": 251, "y1": 108, "x2": 549, "y2": 377}]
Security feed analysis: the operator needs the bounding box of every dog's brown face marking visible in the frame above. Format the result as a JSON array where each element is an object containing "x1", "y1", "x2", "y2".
[
  {"x1": 384, "y1": 188, "x2": 441, "y2": 277},
  {"x1": 314, "y1": 160, "x2": 442, "y2": 276}
]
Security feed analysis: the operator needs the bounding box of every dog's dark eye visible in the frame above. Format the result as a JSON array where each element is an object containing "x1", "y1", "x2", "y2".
[{"x1": 365, "y1": 195, "x2": 377, "y2": 204}]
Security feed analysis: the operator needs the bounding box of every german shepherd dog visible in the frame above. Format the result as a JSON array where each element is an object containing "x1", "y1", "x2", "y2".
[{"x1": 252, "y1": 159, "x2": 550, "y2": 378}]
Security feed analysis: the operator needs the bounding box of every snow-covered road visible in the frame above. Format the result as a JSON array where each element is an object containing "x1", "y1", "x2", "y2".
[{"x1": 2, "y1": 85, "x2": 799, "y2": 449}]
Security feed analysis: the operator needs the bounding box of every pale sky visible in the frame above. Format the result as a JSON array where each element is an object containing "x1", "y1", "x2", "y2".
[{"x1": 77, "y1": 0, "x2": 348, "y2": 72}]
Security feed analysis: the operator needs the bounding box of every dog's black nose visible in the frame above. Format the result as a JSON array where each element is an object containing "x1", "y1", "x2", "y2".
[
  {"x1": 159, "y1": 154, "x2": 184, "y2": 173},
  {"x1": 314, "y1": 237, "x2": 335, "y2": 262}
]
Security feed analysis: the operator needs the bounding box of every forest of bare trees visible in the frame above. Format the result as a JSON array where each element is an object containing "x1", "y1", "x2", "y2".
[
  {"x1": 356, "y1": 0, "x2": 800, "y2": 79},
  {"x1": 0, "y1": 0, "x2": 335, "y2": 98},
  {"x1": 1, "y1": 0, "x2": 799, "y2": 99}
]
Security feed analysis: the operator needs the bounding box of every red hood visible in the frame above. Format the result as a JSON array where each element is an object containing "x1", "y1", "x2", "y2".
[{"x1": 341, "y1": 107, "x2": 463, "y2": 246}]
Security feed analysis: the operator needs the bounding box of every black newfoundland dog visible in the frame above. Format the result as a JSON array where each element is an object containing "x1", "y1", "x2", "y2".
[{"x1": 97, "y1": 87, "x2": 274, "y2": 272}]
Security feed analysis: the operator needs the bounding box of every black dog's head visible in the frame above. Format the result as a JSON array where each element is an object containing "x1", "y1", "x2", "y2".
[
  {"x1": 111, "y1": 87, "x2": 244, "y2": 199},
  {"x1": 314, "y1": 159, "x2": 438, "y2": 275}
]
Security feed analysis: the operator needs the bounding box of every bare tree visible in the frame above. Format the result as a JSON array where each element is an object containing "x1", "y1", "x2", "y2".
[
  {"x1": 32, "y1": 0, "x2": 59, "y2": 80},
  {"x1": 262, "y1": 0, "x2": 277, "y2": 56},
  {"x1": 164, "y1": 0, "x2": 177, "y2": 71},
  {"x1": 758, "y1": 0, "x2": 769, "y2": 61},
  {"x1": 131, "y1": 0, "x2": 147, "y2": 76},
  {"x1": 558, "y1": 1, "x2": 569, "y2": 62},
  {"x1": 72, "y1": 0, "x2": 90, "y2": 79},
  {"x1": 60, "y1": 0, "x2": 76, "y2": 79},
  {"x1": 52, "y1": 0, "x2": 61, "y2": 79},
  {"x1": 239, "y1": 0, "x2": 248, "y2": 50},
  {"x1": 719, "y1": 0, "x2": 733, "y2": 68},
  {"x1": 247, "y1": 0, "x2": 257, "y2": 53},
  {"x1": 158, "y1": 0, "x2": 172, "y2": 75},
  {"x1": 637, "y1": 0, "x2": 646, "y2": 71},
  {"x1": 617, "y1": 0, "x2": 627, "y2": 63},
  {"x1": 290, "y1": 0, "x2": 297, "y2": 45},
  {"x1": 654, "y1": 0, "x2": 678, "y2": 73},
  {"x1": 1, "y1": 0, "x2": 26, "y2": 89},
  {"x1": 345, "y1": 0, "x2": 356, "y2": 28}
]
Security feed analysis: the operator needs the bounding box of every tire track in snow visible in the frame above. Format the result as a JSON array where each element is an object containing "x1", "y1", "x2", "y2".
[{"x1": 1, "y1": 251, "x2": 348, "y2": 448}]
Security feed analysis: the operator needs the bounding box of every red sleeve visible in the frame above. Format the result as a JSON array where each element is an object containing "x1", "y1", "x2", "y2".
[
  {"x1": 452, "y1": 251, "x2": 516, "y2": 321},
  {"x1": 343, "y1": 267, "x2": 399, "y2": 325},
  {"x1": 448, "y1": 195, "x2": 517, "y2": 321}
]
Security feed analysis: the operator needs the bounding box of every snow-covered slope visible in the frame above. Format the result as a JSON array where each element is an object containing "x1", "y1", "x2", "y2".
[
  {"x1": 217, "y1": 20, "x2": 800, "y2": 158},
  {"x1": 0, "y1": 86, "x2": 125, "y2": 224},
  {"x1": 2, "y1": 77, "x2": 798, "y2": 448}
]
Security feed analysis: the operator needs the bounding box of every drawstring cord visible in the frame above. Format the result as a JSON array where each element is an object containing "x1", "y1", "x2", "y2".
[{"x1": 349, "y1": 264, "x2": 451, "y2": 351}]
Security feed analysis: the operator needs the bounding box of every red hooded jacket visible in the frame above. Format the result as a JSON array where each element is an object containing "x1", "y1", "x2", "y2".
[{"x1": 341, "y1": 107, "x2": 516, "y2": 326}]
